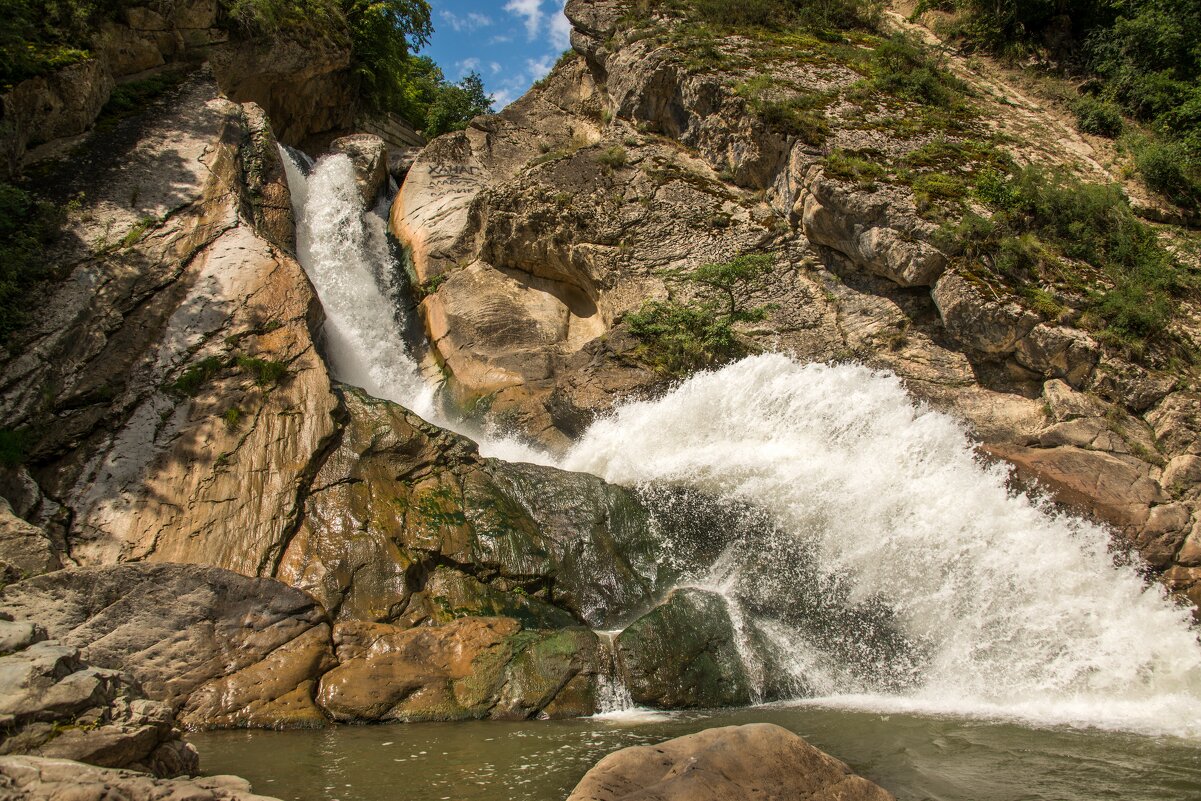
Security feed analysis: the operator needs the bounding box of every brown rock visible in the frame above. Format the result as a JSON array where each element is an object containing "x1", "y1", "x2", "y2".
[
  {"x1": 566, "y1": 723, "x2": 894, "y2": 801},
  {"x1": 317, "y1": 618, "x2": 597, "y2": 722}
]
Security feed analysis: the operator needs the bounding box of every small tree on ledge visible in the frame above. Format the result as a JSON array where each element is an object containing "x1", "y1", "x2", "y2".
[{"x1": 625, "y1": 253, "x2": 776, "y2": 376}]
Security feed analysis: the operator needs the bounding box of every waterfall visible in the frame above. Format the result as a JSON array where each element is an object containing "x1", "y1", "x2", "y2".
[
  {"x1": 279, "y1": 147, "x2": 552, "y2": 465},
  {"x1": 280, "y1": 145, "x2": 1201, "y2": 738},
  {"x1": 561, "y1": 355, "x2": 1201, "y2": 737},
  {"x1": 594, "y1": 631, "x2": 635, "y2": 716}
]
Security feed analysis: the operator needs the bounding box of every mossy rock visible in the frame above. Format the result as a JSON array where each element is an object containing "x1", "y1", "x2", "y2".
[{"x1": 616, "y1": 588, "x2": 754, "y2": 708}]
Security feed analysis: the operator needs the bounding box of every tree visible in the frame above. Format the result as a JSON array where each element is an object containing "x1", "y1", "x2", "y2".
[{"x1": 345, "y1": 0, "x2": 433, "y2": 112}]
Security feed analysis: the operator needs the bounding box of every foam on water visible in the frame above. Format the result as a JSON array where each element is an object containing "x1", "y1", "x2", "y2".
[{"x1": 560, "y1": 354, "x2": 1201, "y2": 737}]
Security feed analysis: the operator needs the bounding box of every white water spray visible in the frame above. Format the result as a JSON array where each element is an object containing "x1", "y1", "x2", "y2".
[{"x1": 561, "y1": 355, "x2": 1201, "y2": 737}]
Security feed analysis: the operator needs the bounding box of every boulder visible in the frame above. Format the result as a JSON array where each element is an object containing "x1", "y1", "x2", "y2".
[
  {"x1": 0, "y1": 756, "x2": 282, "y2": 801},
  {"x1": 329, "y1": 134, "x2": 389, "y2": 206},
  {"x1": 276, "y1": 388, "x2": 670, "y2": 630},
  {"x1": 316, "y1": 618, "x2": 597, "y2": 722},
  {"x1": 616, "y1": 589, "x2": 753, "y2": 708},
  {"x1": 566, "y1": 723, "x2": 895, "y2": 801},
  {"x1": 0, "y1": 500, "x2": 59, "y2": 583},
  {"x1": 0, "y1": 637, "x2": 197, "y2": 777},
  {"x1": 0, "y1": 564, "x2": 335, "y2": 729}
]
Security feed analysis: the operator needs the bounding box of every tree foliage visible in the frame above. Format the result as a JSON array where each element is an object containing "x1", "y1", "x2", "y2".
[
  {"x1": 626, "y1": 254, "x2": 776, "y2": 375},
  {"x1": 395, "y1": 57, "x2": 494, "y2": 137}
]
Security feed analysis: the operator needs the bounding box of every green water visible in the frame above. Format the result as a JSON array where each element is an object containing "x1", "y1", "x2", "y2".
[{"x1": 190, "y1": 704, "x2": 1201, "y2": 801}]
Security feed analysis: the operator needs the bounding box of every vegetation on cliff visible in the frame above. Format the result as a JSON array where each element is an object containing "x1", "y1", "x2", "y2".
[
  {"x1": 923, "y1": 0, "x2": 1201, "y2": 206},
  {"x1": 627, "y1": 254, "x2": 776, "y2": 375}
]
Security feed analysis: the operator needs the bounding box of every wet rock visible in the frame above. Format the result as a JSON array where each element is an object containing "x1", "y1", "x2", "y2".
[
  {"x1": 316, "y1": 618, "x2": 597, "y2": 722},
  {"x1": 276, "y1": 388, "x2": 669, "y2": 630},
  {"x1": 0, "y1": 564, "x2": 334, "y2": 729},
  {"x1": 0, "y1": 756, "x2": 281, "y2": 801},
  {"x1": 566, "y1": 723, "x2": 895, "y2": 801},
  {"x1": 616, "y1": 589, "x2": 753, "y2": 709},
  {"x1": 329, "y1": 134, "x2": 389, "y2": 206}
]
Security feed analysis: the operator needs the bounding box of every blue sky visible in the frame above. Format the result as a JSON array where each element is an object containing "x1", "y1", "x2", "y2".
[{"x1": 423, "y1": 1, "x2": 573, "y2": 110}]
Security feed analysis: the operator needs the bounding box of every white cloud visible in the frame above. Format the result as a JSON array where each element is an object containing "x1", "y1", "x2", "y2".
[
  {"x1": 457, "y1": 57, "x2": 482, "y2": 77},
  {"x1": 549, "y1": 1, "x2": 572, "y2": 50},
  {"x1": 527, "y1": 53, "x2": 557, "y2": 82},
  {"x1": 504, "y1": 0, "x2": 544, "y2": 40},
  {"x1": 490, "y1": 62, "x2": 503, "y2": 74},
  {"x1": 440, "y1": 10, "x2": 493, "y2": 32},
  {"x1": 492, "y1": 88, "x2": 517, "y2": 109}
]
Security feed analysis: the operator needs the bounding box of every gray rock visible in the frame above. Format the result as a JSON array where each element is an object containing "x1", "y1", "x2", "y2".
[
  {"x1": 329, "y1": 133, "x2": 389, "y2": 206},
  {"x1": 0, "y1": 563, "x2": 334, "y2": 729},
  {"x1": 0, "y1": 756, "x2": 281, "y2": 801},
  {"x1": 616, "y1": 589, "x2": 753, "y2": 709}
]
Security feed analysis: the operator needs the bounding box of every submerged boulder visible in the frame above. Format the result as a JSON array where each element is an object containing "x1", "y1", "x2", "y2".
[{"x1": 567, "y1": 723, "x2": 895, "y2": 801}]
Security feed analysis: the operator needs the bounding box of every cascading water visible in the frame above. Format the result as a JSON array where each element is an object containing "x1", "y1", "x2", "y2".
[
  {"x1": 594, "y1": 631, "x2": 635, "y2": 716},
  {"x1": 279, "y1": 147, "x2": 551, "y2": 465},
  {"x1": 561, "y1": 355, "x2": 1201, "y2": 737},
  {"x1": 279, "y1": 145, "x2": 1201, "y2": 739}
]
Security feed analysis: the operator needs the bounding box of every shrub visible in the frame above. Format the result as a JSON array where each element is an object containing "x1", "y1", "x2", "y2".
[
  {"x1": 1071, "y1": 95, "x2": 1124, "y2": 137},
  {"x1": 946, "y1": 165, "x2": 1185, "y2": 350},
  {"x1": 823, "y1": 149, "x2": 888, "y2": 186},
  {"x1": 236, "y1": 355, "x2": 288, "y2": 386},
  {"x1": 758, "y1": 99, "x2": 829, "y2": 145},
  {"x1": 1133, "y1": 138, "x2": 1200, "y2": 205},
  {"x1": 595, "y1": 145, "x2": 629, "y2": 169},
  {"x1": 169, "y1": 356, "x2": 227, "y2": 397},
  {"x1": 870, "y1": 33, "x2": 966, "y2": 109},
  {"x1": 627, "y1": 253, "x2": 776, "y2": 375}
]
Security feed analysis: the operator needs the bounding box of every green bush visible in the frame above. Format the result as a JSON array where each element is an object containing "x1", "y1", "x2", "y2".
[
  {"x1": 945, "y1": 165, "x2": 1185, "y2": 349},
  {"x1": 1071, "y1": 95, "x2": 1124, "y2": 137},
  {"x1": 674, "y1": 0, "x2": 881, "y2": 33},
  {"x1": 627, "y1": 253, "x2": 776, "y2": 375},
  {"x1": 595, "y1": 145, "x2": 629, "y2": 169},
  {"x1": 1133, "y1": 138, "x2": 1200, "y2": 205},
  {"x1": 236, "y1": 355, "x2": 288, "y2": 386},
  {"x1": 169, "y1": 356, "x2": 227, "y2": 397},
  {"x1": 758, "y1": 99, "x2": 829, "y2": 145},
  {"x1": 870, "y1": 33, "x2": 966, "y2": 109}
]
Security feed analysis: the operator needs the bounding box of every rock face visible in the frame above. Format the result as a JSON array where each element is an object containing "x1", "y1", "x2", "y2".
[
  {"x1": 328, "y1": 134, "x2": 390, "y2": 206},
  {"x1": 317, "y1": 619, "x2": 597, "y2": 722},
  {"x1": 0, "y1": 564, "x2": 335, "y2": 730},
  {"x1": 387, "y1": 0, "x2": 1201, "y2": 605},
  {"x1": 567, "y1": 723, "x2": 895, "y2": 801},
  {"x1": 0, "y1": 756, "x2": 282, "y2": 801},
  {"x1": 0, "y1": 620, "x2": 197, "y2": 777},
  {"x1": 616, "y1": 589, "x2": 753, "y2": 709},
  {"x1": 0, "y1": 0, "x2": 354, "y2": 177},
  {"x1": 275, "y1": 388, "x2": 673, "y2": 631}
]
